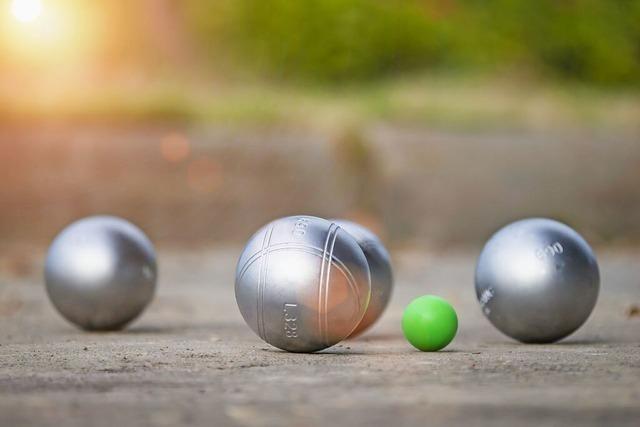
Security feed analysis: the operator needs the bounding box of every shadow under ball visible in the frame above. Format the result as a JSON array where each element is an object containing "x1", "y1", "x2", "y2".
[
  {"x1": 475, "y1": 218, "x2": 599, "y2": 343},
  {"x1": 45, "y1": 216, "x2": 157, "y2": 331},
  {"x1": 235, "y1": 216, "x2": 371, "y2": 353},
  {"x1": 331, "y1": 219, "x2": 393, "y2": 337}
]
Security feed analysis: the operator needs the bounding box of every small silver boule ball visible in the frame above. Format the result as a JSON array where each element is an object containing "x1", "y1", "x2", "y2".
[
  {"x1": 235, "y1": 216, "x2": 371, "y2": 352},
  {"x1": 45, "y1": 216, "x2": 157, "y2": 331},
  {"x1": 475, "y1": 218, "x2": 599, "y2": 343},
  {"x1": 331, "y1": 219, "x2": 393, "y2": 337}
]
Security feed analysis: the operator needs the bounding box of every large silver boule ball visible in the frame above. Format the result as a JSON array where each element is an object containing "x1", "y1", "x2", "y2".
[
  {"x1": 45, "y1": 216, "x2": 157, "y2": 331},
  {"x1": 331, "y1": 219, "x2": 393, "y2": 337},
  {"x1": 475, "y1": 218, "x2": 599, "y2": 343},
  {"x1": 235, "y1": 216, "x2": 371, "y2": 352}
]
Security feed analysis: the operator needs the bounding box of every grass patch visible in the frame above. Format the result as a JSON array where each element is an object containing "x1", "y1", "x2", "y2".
[{"x1": 1, "y1": 74, "x2": 638, "y2": 132}]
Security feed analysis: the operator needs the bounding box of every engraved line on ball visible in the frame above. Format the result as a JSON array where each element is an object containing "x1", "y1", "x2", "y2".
[
  {"x1": 237, "y1": 244, "x2": 360, "y2": 297},
  {"x1": 318, "y1": 223, "x2": 338, "y2": 345},
  {"x1": 261, "y1": 225, "x2": 275, "y2": 342},
  {"x1": 256, "y1": 227, "x2": 269, "y2": 339},
  {"x1": 238, "y1": 240, "x2": 326, "y2": 279},
  {"x1": 323, "y1": 225, "x2": 340, "y2": 345},
  {"x1": 257, "y1": 224, "x2": 274, "y2": 340}
]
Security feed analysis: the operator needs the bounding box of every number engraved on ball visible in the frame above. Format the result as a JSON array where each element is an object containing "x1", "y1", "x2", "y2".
[
  {"x1": 283, "y1": 303, "x2": 299, "y2": 338},
  {"x1": 292, "y1": 218, "x2": 310, "y2": 238},
  {"x1": 536, "y1": 242, "x2": 564, "y2": 259},
  {"x1": 479, "y1": 287, "x2": 495, "y2": 315}
]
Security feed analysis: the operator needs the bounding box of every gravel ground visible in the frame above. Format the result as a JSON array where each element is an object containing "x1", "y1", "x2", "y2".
[{"x1": 1, "y1": 249, "x2": 639, "y2": 427}]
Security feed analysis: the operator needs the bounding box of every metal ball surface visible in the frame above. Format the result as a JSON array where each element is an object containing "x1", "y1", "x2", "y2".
[
  {"x1": 45, "y1": 216, "x2": 157, "y2": 331},
  {"x1": 235, "y1": 216, "x2": 371, "y2": 352},
  {"x1": 331, "y1": 219, "x2": 393, "y2": 337},
  {"x1": 475, "y1": 218, "x2": 599, "y2": 343}
]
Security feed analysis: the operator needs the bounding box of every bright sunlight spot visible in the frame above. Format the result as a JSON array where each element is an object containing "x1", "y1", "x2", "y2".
[
  {"x1": 10, "y1": 0, "x2": 42, "y2": 23},
  {"x1": 1, "y1": 0, "x2": 100, "y2": 67}
]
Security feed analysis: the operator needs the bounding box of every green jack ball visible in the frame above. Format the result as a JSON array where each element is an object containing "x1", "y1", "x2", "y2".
[{"x1": 402, "y1": 295, "x2": 458, "y2": 351}]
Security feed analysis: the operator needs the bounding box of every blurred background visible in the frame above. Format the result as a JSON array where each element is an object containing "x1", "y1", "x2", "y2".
[{"x1": 1, "y1": 0, "x2": 639, "y2": 274}]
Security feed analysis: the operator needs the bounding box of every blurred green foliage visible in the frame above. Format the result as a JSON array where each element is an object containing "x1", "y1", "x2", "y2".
[{"x1": 184, "y1": 0, "x2": 640, "y2": 85}]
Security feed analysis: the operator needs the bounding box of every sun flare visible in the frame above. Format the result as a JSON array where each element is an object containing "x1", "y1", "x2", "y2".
[
  {"x1": 10, "y1": 0, "x2": 43, "y2": 23},
  {"x1": 2, "y1": 0, "x2": 101, "y2": 67}
]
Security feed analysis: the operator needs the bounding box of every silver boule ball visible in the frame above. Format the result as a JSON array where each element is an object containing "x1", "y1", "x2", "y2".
[
  {"x1": 331, "y1": 219, "x2": 393, "y2": 337},
  {"x1": 235, "y1": 216, "x2": 371, "y2": 352},
  {"x1": 45, "y1": 216, "x2": 157, "y2": 331},
  {"x1": 475, "y1": 218, "x2": 599, "y2": 343}
]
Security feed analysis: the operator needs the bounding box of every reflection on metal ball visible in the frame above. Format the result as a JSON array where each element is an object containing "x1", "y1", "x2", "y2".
[
  {"x1": 475, "y1": 218, "x2": 599, "y2": 343},
  {"x1": 235, "y1": 216, "x2": 371, "y2": 352},
  {"x1": 331, "y1": 219, "x2": 393, "y2": 337},
  {"x1": 45, "y1": 216, "x2": 157, "y2": 331}
]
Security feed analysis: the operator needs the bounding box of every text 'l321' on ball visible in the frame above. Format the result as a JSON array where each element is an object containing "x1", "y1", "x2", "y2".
[{"x1": 235, "y1": 216, "x2": 371, "y2": 352}]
